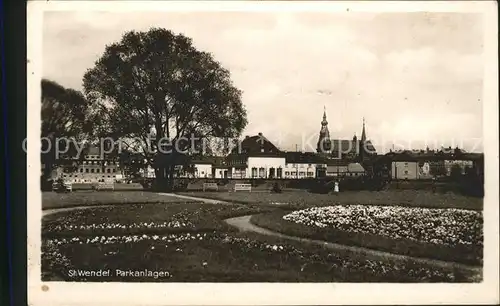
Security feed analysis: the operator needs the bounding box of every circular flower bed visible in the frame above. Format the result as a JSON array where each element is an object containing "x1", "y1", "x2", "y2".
[{"x1": 283, "y1": 205, "x2": 483, "y2": 247}]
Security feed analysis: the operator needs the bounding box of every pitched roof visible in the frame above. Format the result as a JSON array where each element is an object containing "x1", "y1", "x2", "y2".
[
  {"x1": 347, "y1": 163, "x2": 365, "y2": 172},
  {"x1": 231, "y1": 133, "x2": 281, "y2": 155},
  {"x1": 331, "y1": 139, "x2": 358, "y2": 154},
  {"x1": 325, "y1": 159, "x2": 349, "y2": 166}
]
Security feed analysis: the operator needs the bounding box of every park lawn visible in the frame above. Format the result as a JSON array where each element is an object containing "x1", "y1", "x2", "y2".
[
  {"x1": 42, "y1": 231, "x2": 477, "y2": 282},
  {"x1": 250, "y1": 210, "x2": 482, "y2": 266},
  {"x1": 42, "y1": 202, "x2": 275, "y2": 238},
  {"x1": 177, "y1": 190, "x2": 483, "y2": 211},
  {"x1": 42, "y1": 191, "x2": 192, "y2": 209}
]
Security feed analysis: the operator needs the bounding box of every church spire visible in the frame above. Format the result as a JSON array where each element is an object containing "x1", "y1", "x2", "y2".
[
  {"x1": 317, "y1": 107, "x2": 331, "y2": 153},
  {"x1": 322, "y1": 106, "x2": 328, "y2": 125},
  {"x1": 361, "y1": 117, "x2": 366, "y2": 143}
]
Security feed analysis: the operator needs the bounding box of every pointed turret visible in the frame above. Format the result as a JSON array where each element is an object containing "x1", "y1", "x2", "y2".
[
  {"x1": 361, "y1": 117, "x2": 366, "y2": 143},
  {"x1": 317, "y1": 107, "x2": 332, "y2": 153}
]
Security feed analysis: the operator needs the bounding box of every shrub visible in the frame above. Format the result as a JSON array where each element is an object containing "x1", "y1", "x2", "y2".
[{"x1": 271, "y1": 182, "x2": 282, "y2": 193}]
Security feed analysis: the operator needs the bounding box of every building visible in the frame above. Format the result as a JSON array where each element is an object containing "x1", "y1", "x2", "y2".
[
  {"x1": 316, "y1": 108, "x2": 376, "y2": 160},
  {"x1": 324, "y1": 159, "x2": 366, "y2": 178},
  {"x1": 59, "y1": 145, "x2": 122, "y2": 183},
  {"x1": 388, "y1": 150, "x2": 482, "y2": 180},
  {"x1": 390, "y1": 152, "x2": 434, "y2": 180},
  {"x1": 283, "y1": 152, "x2": 324, "y2": 179}
]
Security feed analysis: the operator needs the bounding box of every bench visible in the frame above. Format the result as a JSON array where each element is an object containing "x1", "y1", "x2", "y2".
[
  {"x1": 95, "y1": 182, "x2": 115, "y2": 191},
  {"x1": 52, "y1": 181, "x2": 72, "y2": 192},
  {"x1": 234, "y1": 183, "x2": 252, "y2": 192},
  {"x1": 203, "y1": 183, "x2": 219, "y2": 192},
  {"x1": 64, "y1": 183, "x2": 73, "y2": 192}
]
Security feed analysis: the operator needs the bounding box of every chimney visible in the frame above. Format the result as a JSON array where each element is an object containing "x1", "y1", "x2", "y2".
[
  {"x1": 245, "y1": 135, "x2": 250, "y2": 139},
  {"x1": 258, "y1": 132, "x2": 263, "y2": 136}
]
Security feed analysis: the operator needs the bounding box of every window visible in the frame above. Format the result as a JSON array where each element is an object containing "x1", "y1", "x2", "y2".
[
  {"x1": 404, "y1": 170, "x2": 409, "y2": 175},
  {"x1": 404, "y1": 162, "x2": 409, "y2": 166},
  {"x1": 96, "y1": 169, "x2": 100, "y2": 173},
  {"x1": 307, "y1": 172, "x2": 314, "y2": 177},
  {"x1": 285, "y1": 171, "x2": 290, "y2": 176},
  {"x1": 113, "y1": 169, "x2": 116, "y2": 173},
  {"x1": 299, "y1": 171, "x2": 305, "y2": 176},
  {"x1": 259, "y1": 167, "x2": 265, "y2": 178},
  {"x1": 91, "y1": 169, "x2": 95, "y2": 173},
  {"x1": 85, "y1": 169, "x2": 89, "y2": 173},
  {"x1": 277, "y1": 168, "x2": 283, "y2": 178},
  {"x1": 107, "y1": 168, "x2": 111, "y2": 173},
  {"x1": 251, "y1": 167, "x2": 257, "y2": 178},
  {"x1": 79, "y1": 168, "x2": 83, "y2": 173}
]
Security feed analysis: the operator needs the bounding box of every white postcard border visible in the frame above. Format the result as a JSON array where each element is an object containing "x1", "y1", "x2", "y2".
[{"x1": 27, "y1": 1, "x2": 499, "y2": 305}]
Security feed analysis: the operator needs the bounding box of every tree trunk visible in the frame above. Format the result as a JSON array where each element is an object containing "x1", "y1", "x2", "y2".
[{"x1": 167, "y1": 164, "x2": 175, "y2": 191}]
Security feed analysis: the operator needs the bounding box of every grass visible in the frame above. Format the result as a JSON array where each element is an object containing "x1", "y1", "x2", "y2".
[
  {"x1": 177, "y1": 190, "x2": 483, "y2": 211},
  {"x1": 42, "y1": 191, "x2": 192, "y2": 210},
  {"x1": 250, "y1": 210, "x2": 482, "y2": 266}
]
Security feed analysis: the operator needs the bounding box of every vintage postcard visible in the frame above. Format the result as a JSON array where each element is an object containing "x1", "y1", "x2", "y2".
[{"x1": 27, "y1": 1, "x2": 498, "y2": 305}]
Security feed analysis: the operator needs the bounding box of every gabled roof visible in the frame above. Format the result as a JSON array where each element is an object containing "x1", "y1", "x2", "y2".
[
  {"x1": 347, "y1": 163, "x2": 365, "y2": 172},
  {"x1": 232, "y1": 133, "x2": 282, "y2": 155}
]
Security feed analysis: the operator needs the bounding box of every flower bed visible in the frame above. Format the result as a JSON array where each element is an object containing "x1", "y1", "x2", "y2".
[
  {"x1": 42, "y1": 231, "x2": 478, "y2": 282},
  {"x1": 251, "y1": 207, "x2": 483, "y2": 265},
  {"x1": 283, "y1": 205, "x2": 483, "y2": 247},
  {"x1": 43, "y1": 202, "x2": 274, "y2": 237}
]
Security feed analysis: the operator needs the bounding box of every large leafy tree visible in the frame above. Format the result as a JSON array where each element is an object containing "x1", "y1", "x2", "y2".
[
  {"x1": 41, "y1": 79, "x2": 92, "y2": 183},
  {"x1": 83, "y1": 28, "x2": 247, "y2": 190}
]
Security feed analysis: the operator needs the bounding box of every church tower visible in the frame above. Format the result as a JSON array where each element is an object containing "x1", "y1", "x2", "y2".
[
  {"x1": 361, "y1": 117, "x2": 367, "y2": 144},
  {"x1": 359, "y1": 117, "x2": 368, "y2": 161},
  {"x1": 317, "y1": 107, "x2": 332, "y2": 153}
]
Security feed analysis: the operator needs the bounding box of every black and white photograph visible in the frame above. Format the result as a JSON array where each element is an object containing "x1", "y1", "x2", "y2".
[{"x1": 28, "y1": 1, "x2": 498, "y2": 305}]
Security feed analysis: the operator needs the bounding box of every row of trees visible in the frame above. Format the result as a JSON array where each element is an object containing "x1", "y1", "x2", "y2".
[{"x1": 42, "y1": 28, "x2": 247, "y2": 190}]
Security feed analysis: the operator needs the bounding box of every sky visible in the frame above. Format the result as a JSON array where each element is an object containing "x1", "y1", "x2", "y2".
[{"x1": 43, "y1": 11, "x2": 484, "y2": 153}]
